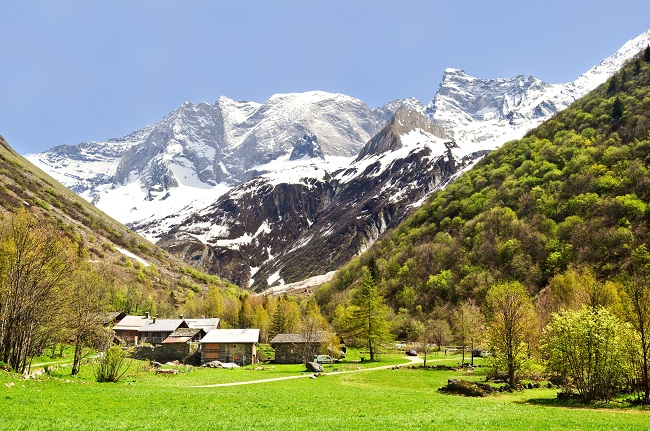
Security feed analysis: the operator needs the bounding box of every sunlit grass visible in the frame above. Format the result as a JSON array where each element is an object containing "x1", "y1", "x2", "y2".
[{"x1": 1, "y1": 353, "x2": 648, "y2": 431}]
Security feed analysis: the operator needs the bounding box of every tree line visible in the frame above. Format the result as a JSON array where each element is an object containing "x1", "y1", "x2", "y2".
[
  {"x1": 320, "y1": 257, "x2": 650, "y2": 404},
  {"x1": 0, "y1": 208, "x2": 337, "y2": 373}
]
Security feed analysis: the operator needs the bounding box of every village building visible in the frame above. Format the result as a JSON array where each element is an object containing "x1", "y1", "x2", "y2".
[
  {"x1": 270, "y1": 332, "x2": 336, "y2": 364},
  {"x1": 138, "y1": 318, "x2": 188, "y2": 345},
  {"x1": 161, "y1": 327, "x2": 206, "y2": 360},
  {"x1": 112, "y1": 313, "x2": 152, "y2": 345},
  {"x1": 185, "y1": 317, "x2": 221, "y2": 332},
  {"x1": 200, "y1": 328, "x2": 260, "y2": 366}
]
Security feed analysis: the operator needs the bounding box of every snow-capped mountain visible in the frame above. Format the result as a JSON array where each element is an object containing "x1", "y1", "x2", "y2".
[
  {"x1": 157, "y1": 107, "x2": 485, "y2": 289},
  {"x1": 29, "y1": 91, "x2": 413, "y2": 239},
  {"x1": 426, "y1": 29, "x2": 650, "y2": 155},
  {"x1": 26, "y1": 28, "x2": 650, "y2": 289}
]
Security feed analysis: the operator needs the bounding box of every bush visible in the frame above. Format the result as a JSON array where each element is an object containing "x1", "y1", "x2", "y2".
[
  {"x1": 438, "y1": 379, "x2": 495, "y2": 397},
  {"x1": 95, "y1": 347, "x2": 131, "y2": 383}
]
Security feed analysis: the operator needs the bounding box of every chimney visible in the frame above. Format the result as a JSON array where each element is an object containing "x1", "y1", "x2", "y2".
[{"x1": 145, "y1": 312, "x2": 150, "y2": 319}]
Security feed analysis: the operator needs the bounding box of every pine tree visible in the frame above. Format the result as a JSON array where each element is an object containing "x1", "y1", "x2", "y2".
[
  {"x1": 346, "y1": 267, "x2": 392, "y2": 361},
  {"x1": 644, "y1": 45, "x2": 650, "y2": 62},
  {"x1": 612, "y1": 96, "x2": 625, "y2": 120}
]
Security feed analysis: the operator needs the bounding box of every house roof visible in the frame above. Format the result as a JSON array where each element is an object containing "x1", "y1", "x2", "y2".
[
  {"x1": 162, "y1": 336, "x2": 192, "y2": 344},
  {"x1": 161, "y1": 327, "x2": 202, "y2": 344},
  {"x1": 99, "y1": 311, "x2": 126, "y2": 325},
  {"x1": 270, "y1": 332, "x2": 330, "y2": 345},
  {"x1": 138, "y1": 319, "x2": 186, "y2": 333},
  {"x1": 270, "y1": 333, "x2": 308, "y2": 344},
  {"x1": 112, "y1": 315, "x2": 151, "y2": 331},
  {"x1": 200, "y1": 329, "x2": 260, "y2": 344},
  {"x1": 169, "y1": 327, "x2": 203, "y2": 338},
  {"x1": 185, "y1": 318, "x2": 220, "y2": 332}
]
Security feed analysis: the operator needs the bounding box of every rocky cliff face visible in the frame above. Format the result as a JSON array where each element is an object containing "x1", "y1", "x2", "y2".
[{"x1": 157, "y1": 108, "x2": 485, "y2": 290}]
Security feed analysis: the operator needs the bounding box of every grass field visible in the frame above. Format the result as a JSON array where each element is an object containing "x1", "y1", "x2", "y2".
[{"x1": 1, "y1": 353, "x2": 649, "y2": 431}]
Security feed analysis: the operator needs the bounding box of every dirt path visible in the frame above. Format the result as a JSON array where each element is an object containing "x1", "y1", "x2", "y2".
[{"x1": 194, "y1": 355, "x2": 426, "y2": 388}]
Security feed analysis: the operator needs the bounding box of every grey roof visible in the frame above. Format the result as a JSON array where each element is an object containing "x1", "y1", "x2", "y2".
[
  {"x1": 138, "y1": 319, "x2": 185, "y2": 333},
  {"x1": 270, "y1": 332, "x2": 332, "y2": 345},
  {"x1": 185, "y1": 318, "x2": 220, "y2": 332},
  {"x1": 200, "y1": 329, "x2": 260, "y2": 344},
  {"x1": 270, "y1": 333, "x2": 309, "y2": 344},
  {"x1": 113, "y1": 315, "x2": 151, "y2": 331},
  {"x1": 99, "y1": 311, "x2": 125, "y2": 325},
  {"x1": 169, "y1": 327, "x2": 202, "y2": 338}
]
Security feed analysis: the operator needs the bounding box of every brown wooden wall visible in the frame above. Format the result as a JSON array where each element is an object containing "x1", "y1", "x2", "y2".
[{"x1": 201, "y1": 343, "x2": 257, "y2": 366}]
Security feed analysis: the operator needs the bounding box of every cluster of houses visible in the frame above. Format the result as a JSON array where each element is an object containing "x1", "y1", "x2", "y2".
[{"x1": 107, "y1": 312, "x2": 339, "y2": 366}]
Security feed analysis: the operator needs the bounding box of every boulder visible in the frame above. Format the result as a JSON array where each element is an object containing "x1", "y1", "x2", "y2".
[
  {"x1": 220, "y1": 363, "x2": 240, "y2": 369},
  {"x1": 202, "y1": 361, "x2": 223, "y2": 368},
  {"x1": 306, "y1": 362, "x2": 324, "y2": 373}
]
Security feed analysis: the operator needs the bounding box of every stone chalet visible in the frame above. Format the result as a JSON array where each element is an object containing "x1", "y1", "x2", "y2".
[
  {"x1": 200, "y1": 329, "x2": 260, "y2": 366},
  {"x1": 112, "y1": 313, "x2": 152, "y2": 345},
  {"x1": 161, "y1": 327, "x2": 206, "y2": 358},
  {"x1": 138, "y1": 318, "x2": 188, "y2": 345},
  {"x1": 270, "y1": 332, "x2": 333, "y2": 364}
]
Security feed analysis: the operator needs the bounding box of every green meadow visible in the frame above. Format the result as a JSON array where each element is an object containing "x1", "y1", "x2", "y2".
[{"x1": 2, "y1": 353, "x2": 649, "y2": 431}]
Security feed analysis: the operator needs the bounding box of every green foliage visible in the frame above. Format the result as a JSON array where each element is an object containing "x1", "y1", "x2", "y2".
[
  {"x1": 94, "y1": 346, "x2": 131, "y2": 383},
  {"x1": 343, "y1": 267, "x2": 393, "y2": 360},
  {"x1": 317, "y1": 47, "x2": 650, "y2": 323},
  {"x1": 486, "y1": 281, "x2": 537, "y2": 387},
  {"x1": 543, "y1": 307, "x2": 629, "y2": 402}
]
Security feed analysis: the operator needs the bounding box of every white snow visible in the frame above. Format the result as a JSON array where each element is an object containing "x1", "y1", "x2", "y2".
[
  {"x1": 114, "y1": 246, "x2": 150, "y2": 267},
  {"x1": 261, "y1": 271, "x2": 337, "y2": 296},
  {"x1": 267, "y1": 270, "x2": 283, "y2": 287}
]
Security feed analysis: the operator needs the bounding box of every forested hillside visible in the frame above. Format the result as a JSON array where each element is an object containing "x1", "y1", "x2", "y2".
[{"x1": 317, "y1": 47, "x2": 650, "y2": 318}]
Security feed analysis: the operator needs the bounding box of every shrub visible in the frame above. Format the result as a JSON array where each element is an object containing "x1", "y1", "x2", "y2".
[{"x1": 95, "y1": 347, "x2": 131, "y2": 383}]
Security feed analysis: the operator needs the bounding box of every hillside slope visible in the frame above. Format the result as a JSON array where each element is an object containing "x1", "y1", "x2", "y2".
[
  {"x1": 317, "y1": 47, "x2": 650, "y2": 315},
  {"x1": 0, "y1": 135, "x2": 235, "y2": 316}
]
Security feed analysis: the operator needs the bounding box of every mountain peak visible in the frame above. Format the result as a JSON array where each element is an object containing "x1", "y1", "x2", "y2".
[{"x1": 356, "y1": 107, "x2": 447, "y2": 160}]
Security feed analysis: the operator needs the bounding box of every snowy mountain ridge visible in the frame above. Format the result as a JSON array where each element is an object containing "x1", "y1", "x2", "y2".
[{"x1": 427, "y1": 29, "x2": 650, "y2": 156}]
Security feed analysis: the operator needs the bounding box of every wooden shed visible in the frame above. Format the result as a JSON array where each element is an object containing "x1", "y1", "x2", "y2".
[{"x1": 200, "y1": 329, "x2": 260, "y2": 366}]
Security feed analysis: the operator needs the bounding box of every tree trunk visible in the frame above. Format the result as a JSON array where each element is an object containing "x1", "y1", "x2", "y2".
[{"x1": 71, "y1": 337, "x2": 83, "y2": 376}]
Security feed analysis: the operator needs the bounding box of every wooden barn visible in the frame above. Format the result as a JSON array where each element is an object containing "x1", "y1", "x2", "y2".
[{"x1": 200, "y1": 329, "x2": 260, "y2": 366}]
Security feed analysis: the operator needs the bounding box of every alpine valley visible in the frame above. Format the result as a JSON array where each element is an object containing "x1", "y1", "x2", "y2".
[{"x1": 28, "y1": 29, "x2": 650, "y2": 291}]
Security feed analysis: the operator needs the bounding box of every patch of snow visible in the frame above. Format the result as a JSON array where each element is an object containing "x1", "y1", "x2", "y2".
[
  {"x1": 114, "y1": 246, "x2": 150, "y2": 267},
  {"x1": 261, "y1": 271, "x2": 337, "y2": 296}
]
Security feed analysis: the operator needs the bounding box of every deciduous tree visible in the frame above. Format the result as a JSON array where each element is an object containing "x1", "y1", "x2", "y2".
[
  {"x1": 543, "y1": 307, "x2": 627, "y2": 402},
  {"x1": 67, "y1": 263, "x2": 113, "y2": 375},
  {"x1": 619, "y1": 246, "x2": 650, "y2": 404},
  {"x1": 486, "y1": 281, "x2": 537, "y2": 387},
  {"x1": 0, "y1": 210, "x2": 76, "y2": 373},
  {"x1": 452, "y1": 299, "x2": 483, "y2": 366}
]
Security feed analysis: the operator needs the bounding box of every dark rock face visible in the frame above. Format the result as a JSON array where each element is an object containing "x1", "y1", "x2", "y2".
[
  {"x1": 157, "y1": 108, "x2": 486, "y2": 290},
  {"x1": 356, "y1": 106, "x2": 447, "y2": 160},
  {"x1": 290, "y1": 134, "x2": 324, "y2": 160}
]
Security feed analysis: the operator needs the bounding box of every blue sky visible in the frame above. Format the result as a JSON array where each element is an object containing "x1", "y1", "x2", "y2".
[{"x1": 2, "y1": 0, "x2": 649, "y2": 154}]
